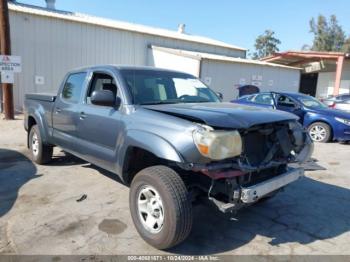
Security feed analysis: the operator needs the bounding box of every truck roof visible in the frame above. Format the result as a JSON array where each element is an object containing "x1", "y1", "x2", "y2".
[{"x1": 69, "y1": 65, "x2": 192, "y2": 75}]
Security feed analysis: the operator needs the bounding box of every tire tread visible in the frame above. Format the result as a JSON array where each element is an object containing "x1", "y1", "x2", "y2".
[{"x1": 131, "y1": 165, "x2": 192, "y2": 249}]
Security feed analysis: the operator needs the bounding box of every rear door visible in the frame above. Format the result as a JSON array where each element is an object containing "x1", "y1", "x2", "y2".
[
  {"x1": 52, "y1": 72, "x2": 88, "y2": 152},
  {"x1": 251, "y1": 93, "x2": 275, "y2": 109},
  {"x1": 75, "y1": 70, "x2": 123, "y2": 171}
]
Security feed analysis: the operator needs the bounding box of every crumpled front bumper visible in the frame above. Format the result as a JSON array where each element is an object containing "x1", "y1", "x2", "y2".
[
  {"x1": 209, "y1": 167, "x2": 305, "y2": 213},
  {"x1": 240, "y1": 167, "x2": 304, "y2": 203}
]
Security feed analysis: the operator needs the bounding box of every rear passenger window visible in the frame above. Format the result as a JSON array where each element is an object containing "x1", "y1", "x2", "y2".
[
  {"x1": 254, "y1": 94, "x2": 273, "y2": 105},
  {"x1": 62, "y1": 73, "x2": 86, "y2": 103}
]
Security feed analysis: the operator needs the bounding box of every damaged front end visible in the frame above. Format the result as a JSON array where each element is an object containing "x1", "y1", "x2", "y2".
[{"x1": 183, "y1": 120, "x2": 313, "y2": 213}]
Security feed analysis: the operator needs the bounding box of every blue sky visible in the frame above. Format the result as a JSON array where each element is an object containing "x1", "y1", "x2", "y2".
[{"x1": 17, "y1": 0, "x2": 350, "y2": 53}]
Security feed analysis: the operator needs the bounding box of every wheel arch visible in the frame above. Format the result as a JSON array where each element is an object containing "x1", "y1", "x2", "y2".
[
  {"x1": 118, "y1": 130, "x2": 184, "y2": 184},
  {"x1": 26, "y1": 113, "x2": 50, "y2": 148}
]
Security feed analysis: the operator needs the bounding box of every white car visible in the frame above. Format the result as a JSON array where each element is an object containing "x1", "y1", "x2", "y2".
[{"x1": 334, "y1": 99, "x2": 350, "y2": 112}]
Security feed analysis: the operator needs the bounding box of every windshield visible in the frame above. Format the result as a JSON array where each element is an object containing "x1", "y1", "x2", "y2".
[
  {"x1": 298, "y1": 96, "x2": 327, "y2": 109},
  {"x1": 120, "y1": 69, "x2": 221, "y2": 105}
]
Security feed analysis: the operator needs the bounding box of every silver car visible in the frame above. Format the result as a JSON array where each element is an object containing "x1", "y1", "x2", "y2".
[
  {"x1": 321, "y1": 94, "x2": 350, "y2": 107},
  {"x1": 334, "y1": 99, "x2": 350, "y2": 112}
]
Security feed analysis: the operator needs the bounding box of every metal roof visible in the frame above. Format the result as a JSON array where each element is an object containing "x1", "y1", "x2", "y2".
[
  {"x1": 151, "y1": 46, "x2": 301, "y2": 70},
  {"x1": 261, "y1": 51, "x2": 350, "y2": 66},
  {"x1": 8, "y1": 2, "x2": 246, "y2": 52}
]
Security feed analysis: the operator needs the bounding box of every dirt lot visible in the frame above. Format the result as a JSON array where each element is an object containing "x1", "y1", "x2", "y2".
[{"x1": 0, "y1": 115, "x2": 350, "y2": 255}]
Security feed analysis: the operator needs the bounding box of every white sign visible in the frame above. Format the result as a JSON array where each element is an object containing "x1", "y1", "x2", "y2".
[
  {"x1": 304, "y1": 61, "x2": 324, "y2": 73},
  {"x1": 0, "y1": 55, "x2": 22, "y2": 72},
  {"x1": 1, "y1": 71, "x2": 14, "y2": 83},
  {"x1": 35, "y1": 75, "x2": 45, "y2": 85}
]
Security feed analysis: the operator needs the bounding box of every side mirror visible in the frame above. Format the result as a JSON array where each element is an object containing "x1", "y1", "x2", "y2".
[
  {"x1": 91, "y1": 90, "x2": 116, "y2": 107},
  {"x1": 216, "y1": 92, "x2": 223, "y2": 100}
]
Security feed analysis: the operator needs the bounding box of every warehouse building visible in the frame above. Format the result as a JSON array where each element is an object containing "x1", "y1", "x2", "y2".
[
  {"x1": 149, "y1": 46, "x2": 300, "y2": 101},
  {"x1": 5, "y1": 1, "x2": 300, "y2": 109},
  {"x1": 262, "y1": 51, "x2": 350, "y2": 98}
]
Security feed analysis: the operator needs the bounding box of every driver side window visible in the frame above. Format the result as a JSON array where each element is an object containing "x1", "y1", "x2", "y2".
[
  {"x1": 277, "y1": 95, "x2": 296, "y2": 108},
  {"x1": 86, "y1": 72, "x2": 117, "y2": 105}
]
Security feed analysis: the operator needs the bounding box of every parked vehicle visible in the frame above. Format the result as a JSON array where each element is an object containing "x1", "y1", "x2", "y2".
[
  {"x1": 334, "y1": 99, "x2": 350, "y2": 112},
  {"x1": 321, "y1": 93, "x2": 350, "y2": 108},
  {"x1": 233, "y1": 92, "x2": 350, "y2": 143},
  {"x1": 24, "y1": 66, "x2": 313, "y2": 249}
]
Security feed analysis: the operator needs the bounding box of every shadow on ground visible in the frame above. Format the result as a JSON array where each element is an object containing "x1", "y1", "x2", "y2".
[
  {"x1": 0, "y1": 149, "x2": 38, "y2": 217},
  {"x1": 48, "y1": 150, "x2": 125, "y2": 185},
  {"x1": 49, "y1": 151, "x2": 86, "y2": 166},
  {"x1": 172, "y1": 176, "x2": 350, "y2": 254}
]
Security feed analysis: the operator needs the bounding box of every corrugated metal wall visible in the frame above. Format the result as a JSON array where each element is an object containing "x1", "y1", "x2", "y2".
[
  {"x1": 10, "y1": 11, "x2": 245, "y2": 109},
  {"x1": 200, "y1": 59, "x2": 300, "y2": 101}
]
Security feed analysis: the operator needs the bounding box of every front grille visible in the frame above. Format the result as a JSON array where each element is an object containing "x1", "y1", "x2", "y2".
[
  {"x1": 241, "y1": 122, "x2": 293, "y2": 167},
  {"x1": 242, "y1": 130, "x2": 271, "y2": 166}
]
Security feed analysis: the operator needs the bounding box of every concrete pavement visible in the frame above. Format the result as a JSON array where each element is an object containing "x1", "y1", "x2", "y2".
[{"x1": 0, "y1": 116, "x2": 350, "y2": 255}]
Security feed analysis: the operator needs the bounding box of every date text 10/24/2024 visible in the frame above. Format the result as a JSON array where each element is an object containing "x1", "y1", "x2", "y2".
[{"x1": 127, "y1": 256, "x2": 219, "y2": 261}]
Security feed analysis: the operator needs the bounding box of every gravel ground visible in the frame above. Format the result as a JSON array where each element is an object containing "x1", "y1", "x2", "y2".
[{"x1": 0, "y1": 115, "x2": 350, "y2": 255}]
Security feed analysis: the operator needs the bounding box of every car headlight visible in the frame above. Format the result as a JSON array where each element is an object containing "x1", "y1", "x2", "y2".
[
  {"x1": 193, "y1": 124, "x2": 242, "y2": 160},
  {"x1": 335, "y1": 117, "x2": 350, "y2": 126}
]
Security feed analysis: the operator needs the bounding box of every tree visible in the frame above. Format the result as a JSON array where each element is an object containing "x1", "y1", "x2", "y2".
[
  {"x1": 309, "y1": 15, "x2": 346, "y2": 52},
  {"x1": 252, "y1": 30, "x2": 281, "y2": 59},
  {"x1": 342, "y1": 37, "x2": 350, "y2": 53}
]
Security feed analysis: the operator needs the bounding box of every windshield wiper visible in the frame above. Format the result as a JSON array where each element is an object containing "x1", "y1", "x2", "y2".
[
  {"x1": 139, "y1": 101, "x2": 179, "y2": 105},
  {"x1": 183, "y1": 100, "x2": 210, "y2": 103}
]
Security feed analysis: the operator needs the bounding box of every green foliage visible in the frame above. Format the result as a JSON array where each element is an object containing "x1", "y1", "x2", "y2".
[
  {"x1": 252, "y1": 30, "x2": 281, "y2": 59},
  {"x1": 309, "y1": 15, "x2": 346, "y2": 52},
  {"x1": 343, "y1": 37, "x2": 350, "y2": 53}
]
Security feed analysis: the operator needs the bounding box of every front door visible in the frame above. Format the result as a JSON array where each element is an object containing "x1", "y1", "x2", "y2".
[
  {"x1": 275, "y1": 94, "x2": 305, "y2": 123},
  {"x1": 76, "y1": 71, "x2": 122, "y2": 171}
]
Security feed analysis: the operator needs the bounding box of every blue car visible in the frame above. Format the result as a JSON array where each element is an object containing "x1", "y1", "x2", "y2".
[{"x1": 232, "y1": 92, "x2": 350, "y2": 143}]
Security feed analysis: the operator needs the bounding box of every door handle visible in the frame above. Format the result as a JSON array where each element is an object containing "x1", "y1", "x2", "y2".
[
  {"x1": 55, "y1": 107, "x2": 61, "y2": 113},
  {"x1": 80, "y1": 112, "x2": 87, "y2": 120}
]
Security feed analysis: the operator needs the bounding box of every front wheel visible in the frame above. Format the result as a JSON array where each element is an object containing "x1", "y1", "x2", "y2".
[
  {"x1": 129, "y1": 165, "x2": 192, "y2": 249},
  {"x1": 29, "y1": 125, "x2": 53, "y2": 164},
  {"x1": 308, "y1": 122, "x2": 332, "y2": 143}
]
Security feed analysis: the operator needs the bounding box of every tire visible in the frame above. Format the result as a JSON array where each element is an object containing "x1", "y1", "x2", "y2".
[
  {"x1": 29, "y1": 125, "x2": 53, "y2": 164},
  {"x1": 129, "y1": 165, "x2": 192, "y2": 249},
  {"x1": 308, "y1": 122, "x2": 332, "y2": 143}
]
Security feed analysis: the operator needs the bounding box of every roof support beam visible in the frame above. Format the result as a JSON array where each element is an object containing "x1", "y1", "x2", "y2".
[{"x1": 333, "y1": 56, "x2": 345, "y2": 96}]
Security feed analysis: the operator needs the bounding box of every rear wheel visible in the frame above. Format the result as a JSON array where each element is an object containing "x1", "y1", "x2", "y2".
[
  {"x1": 308, "y1": 122, "x2": 332, "y2": 143},
  {"x1": 129, "y1": 165, "x2": 192, "y2": 249},
  {"x1": 29, "y1": 125, "x2": 53, "y2": 164}
]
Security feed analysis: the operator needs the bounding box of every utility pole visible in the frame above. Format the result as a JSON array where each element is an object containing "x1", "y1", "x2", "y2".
[{"x1": 0, "y1": 0, "x2": 14, "y2": 119}]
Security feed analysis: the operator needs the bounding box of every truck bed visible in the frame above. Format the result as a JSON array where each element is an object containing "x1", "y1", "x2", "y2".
[{"x1": 25, "y1": 93, "x2": 56, "y2": 102}]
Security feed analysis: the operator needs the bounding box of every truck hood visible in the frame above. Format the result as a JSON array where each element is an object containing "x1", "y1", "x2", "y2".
[{"x1": 142, "y1": 102, "x2": 298, "y2": 129}]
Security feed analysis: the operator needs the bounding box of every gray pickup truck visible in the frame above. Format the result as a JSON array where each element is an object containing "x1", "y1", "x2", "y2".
[{"x1": 24, "y1": 65, "x2": 313, "y2": 249}]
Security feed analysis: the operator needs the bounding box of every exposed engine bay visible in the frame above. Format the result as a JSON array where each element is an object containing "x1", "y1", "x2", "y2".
[{"x1": 182, "y1": 120, "x2": 313, "y2": 213}]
